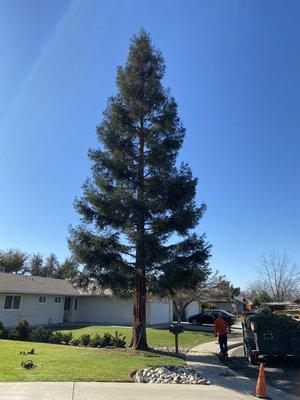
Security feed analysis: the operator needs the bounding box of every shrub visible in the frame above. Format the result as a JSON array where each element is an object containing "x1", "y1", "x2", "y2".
[
  {"x1": 29, "y1": 327, "x2": 52, "y2": 343},
  {"x1": 61, "y1": 332, "x2": 73, "y2": 344},
  {"x1": 89, "y1": 331, "x2": 126, "y2": 348},
  {"x1": 50, "y1": 331, "x2": 63, "y2": 344},
  {"x1": 99, "y1": 332, "x2": 113, "y2": 347},
  {"x1": 70, "y1": 338, "x2": 80, "y2": 346},
  {"x1": 0, "y1": 321, "x2": 5, "y2": 338},
  {"x1": 89, "y1": 333, "x2": 102, "y2": 348},
  {"x1": 111, "y1": 331, "x2": 126, "y2": 348},
  {"x1": 79, "y1": 333, "x2": 91, "y2": 346},
  {"x1": 10, "y1": 320, "x2": 30, "y2": 341}
]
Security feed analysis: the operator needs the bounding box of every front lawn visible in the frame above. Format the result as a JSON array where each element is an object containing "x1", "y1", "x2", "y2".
[
  {"x1": 0, "y1": 339, "x2": 185, "y2": 382},
  {"x1": 54, "y1": 325, "x2": 213, "y2": 349}
]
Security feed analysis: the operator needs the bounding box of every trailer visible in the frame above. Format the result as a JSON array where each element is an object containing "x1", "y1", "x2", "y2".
[{"x1": 241, "y1": 314, "x2": 300, "y2": 364}]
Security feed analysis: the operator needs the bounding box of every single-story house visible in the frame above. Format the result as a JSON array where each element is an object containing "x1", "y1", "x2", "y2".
[{"x1": 0, "y1": 272, "x2": 173, "y2": 328}]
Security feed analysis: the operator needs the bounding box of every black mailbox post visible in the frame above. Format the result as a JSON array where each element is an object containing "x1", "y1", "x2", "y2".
[{"x1": 169, "y1": 324, "x2": 184, "y2": 355}]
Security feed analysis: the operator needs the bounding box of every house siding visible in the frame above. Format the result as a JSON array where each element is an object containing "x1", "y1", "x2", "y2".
[
  {"x1": 186, "y1": 301, "x2": 200, "y2": 318},
  {"x1": 0, "y1": 293, "x2": 64, "y2": 328},
  {"x1": 147, "y1": 298, "x2": 172, "y2": 325},
  {"x1": 0, "y1": 292, "x2": 173, "y2": 328},
  {"x1": 77, "y1": 297, "x2": 133, "y2": 325}
]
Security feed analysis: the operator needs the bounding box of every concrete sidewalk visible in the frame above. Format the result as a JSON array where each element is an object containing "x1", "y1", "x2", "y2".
[{"x1": 0, "y1": 381, "x2": 293, "y2": 400}]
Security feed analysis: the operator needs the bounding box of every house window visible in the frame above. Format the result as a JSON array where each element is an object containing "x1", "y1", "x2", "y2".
[
  {"x1": 4, "y1": 295, "x2": 21, "y2": 310},
  {"x1": 74, "y1": 298, "x2": 79, "y2": 311},
  {"x1": 54, "y1": 297, "x2": 62, "y2": 304},
  {"x1": 38, "y1": 296, "x2": 47, "y2": 304}
]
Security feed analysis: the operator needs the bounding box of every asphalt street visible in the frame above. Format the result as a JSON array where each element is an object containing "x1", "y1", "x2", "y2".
[{"x1": 228, "y1": 346, "x2": 300, "y2": 397}]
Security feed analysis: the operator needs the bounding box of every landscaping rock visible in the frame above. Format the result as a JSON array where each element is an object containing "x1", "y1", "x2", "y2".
[
  {"x1": 133, "y1": 366, "x2": 212, "y2": 385},
  {"x1": 151, "y1": 346, "x2": 189, "y2": 356}
]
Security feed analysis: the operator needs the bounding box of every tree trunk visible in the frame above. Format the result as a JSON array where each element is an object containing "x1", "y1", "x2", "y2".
[
  {"x1": 131, "y1": 259, "x2": 148, "y2": 350},
  {"x1": 174, "y1": 303, "x2": 182, "y2": 324},
  {"x1": 131, "y1": 116, "x2": 148, "y2": 350}
]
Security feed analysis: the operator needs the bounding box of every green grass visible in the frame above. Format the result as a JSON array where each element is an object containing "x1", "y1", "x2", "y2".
[
  {"x1": 0, "y1": 327, "x2": 213, "y2": 381},
  {"x1": 0, "y1": 339, "x2": 185, "y2": 382},
  {"x1": 53, "y1": 325, "x2": 213, "y2": 349}
]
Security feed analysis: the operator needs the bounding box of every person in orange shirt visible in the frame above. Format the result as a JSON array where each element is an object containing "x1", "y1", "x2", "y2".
[{"x1": 213, "y1": 312, "x2": 229, "y2": 359}]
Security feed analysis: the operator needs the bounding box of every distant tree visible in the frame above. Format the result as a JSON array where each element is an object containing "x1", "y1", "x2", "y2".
[
  {"x1": 195, "y1": 271, "x2": 240, "y2": 303},
  {"x1": 213, "y1": 275, "x2": 240, "y2": 299},
  {"x1": 249, "y1": 251, "x2": 300, "y2": 302},
  {"x1": 43, "y1": 253, "x2": 60, "y2": 278},
  {"x1": 55, "y1": 257, "x2": 78, "y2": 280},
  {"x1": 252, "y1": 291, "x2": 272, "y2": 307},
  {"x1": 69, "y1": 30, "x2": 206, "y2": 350},
  {"x1": 0, "y1": 249, "x2": 28, "y2": 274},
  {"x1": 151, "y1": 234, "x2": 211, "y2": 323},
  {"x1": 30, "y1": 253, "x2": 44, "y2": 276}
]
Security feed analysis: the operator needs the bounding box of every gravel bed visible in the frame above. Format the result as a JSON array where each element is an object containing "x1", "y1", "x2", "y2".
[
  {"x1": 150, "y1": 346, "x2": 190, "y2": 356},
  {"x1": 134, "y1": 366, "x2": 212, "y2": 385}
]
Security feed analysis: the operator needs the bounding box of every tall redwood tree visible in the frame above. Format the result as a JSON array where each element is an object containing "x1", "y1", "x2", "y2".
[{"x1": 69, "y1": 30, "x2": 207, "y2": 350}]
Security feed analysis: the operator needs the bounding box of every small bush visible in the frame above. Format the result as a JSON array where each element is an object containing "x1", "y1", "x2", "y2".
[
  {"x1": 99, "y1": 332, "x2": 113, "y2": 347},
  {"x1": 29, "y1": 327, "x2": 52, "y2": 343},
  {"x1": 9, "y1": 320, "x2": 30, "y2": 341},
  {"x1": 0, "y1": 321, "x2": 5, "y2": 339},
  {"x1": 61, "y1": 332, "x2": 73, "y2": 344},
  {"x1": 70, "y1": 338, "x2": 80, "y2": 346},
  {"x1": 50, "y1": 331, "x2": 63, "y2": 344},
  {"x1": 79, "y1": 333, "x2": 91, "y2": 346},
  {"x1": 111, "y1": 331, "x2": 126, "y2": 348},
  {"x1": 89, "y1": 333, "x2": 102, "y2": 348},
  {"x1": 89, "y1": 331, "x2": 126, "y2": 348}
]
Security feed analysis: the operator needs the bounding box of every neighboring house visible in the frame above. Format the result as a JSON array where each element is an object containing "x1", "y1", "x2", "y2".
[
  {"x1": 185, "y1": 297, "x2": 246, "y2": 319},
  {"x1": 0, "y1": 273, "x2": 172, "y2": 328}
]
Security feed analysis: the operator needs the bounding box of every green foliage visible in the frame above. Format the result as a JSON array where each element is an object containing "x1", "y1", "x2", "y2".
[
  {"x1": 80, "y1": 331, "x2": 125, "y2": 348},
  {"x1": 249, "y1": 310, "x2": 300, "y2": 332},
  {"x1": 89, "y1": 333, "x2": 102, "y2": 348},
  {"x1": 30, "y1": 253, "x2": 44, "y2": 276},
  {"x1": 8, "y1": 320, "x2": 30, "y2": 341},
  {"x1": 110, "y1": 331, "x2": 126, "y2": 347},
  {"x1": 55, "y1": 258, "x2": 78, "y2": 280},
  {"x1": 43, "y1": 253, "x2": 60, "y2": 278},
  {"x1": 69, "y1": 338, "x2": 80, "y2": 346},
  {"x1": 48, "y1": 331, "x2": 73, "y2": 345},
  {"x1": 99, "y1": 332, "x2": 113, "y2": 347},
  {"x1": 29, "y1": 327, "x2": 52, "y2": 343},
  {"x1": 79, "y1": 333, "x2": 91, "y2": 346},
  {"x1": 201, "y1": 301, "x2": 216, "y2": 309},
  {"x1": 50, "y1": 331, "x2": 63, "y2": 344},
  {"x1": 61, "y1": 332, "x2": 73, "y2": 344},
  {"x1": 69, "y1": 30, "x2": 210, "y2": 349},
  {"x1": 0, "y1": 249, "x2": 28, "y2": 274},
  {"x1": 252, "y1": 291, "x2": 272, "y2": 307},
  {"x1": 0, "y1": 320, "x2": 5, "y2": 338}
]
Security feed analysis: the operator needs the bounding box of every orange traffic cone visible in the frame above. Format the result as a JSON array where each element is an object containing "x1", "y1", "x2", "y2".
[{"x1": 254, "y1": 363, "x2": 270, "y2": 399}]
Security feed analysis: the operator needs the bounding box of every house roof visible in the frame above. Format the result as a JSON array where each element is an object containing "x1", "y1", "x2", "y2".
[{"x1": 0, "y1": 273, "x2": 81, "y2": 296}]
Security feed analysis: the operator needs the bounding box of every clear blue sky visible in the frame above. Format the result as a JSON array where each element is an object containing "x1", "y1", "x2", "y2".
[{"x1": 0, "y1": 0, "x2": 299, "y2": 289}]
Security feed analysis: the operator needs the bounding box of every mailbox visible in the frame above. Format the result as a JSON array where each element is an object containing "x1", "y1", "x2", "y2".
[{"x1": 169, "y1": 324, "x2": 184, "y2": 335}]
